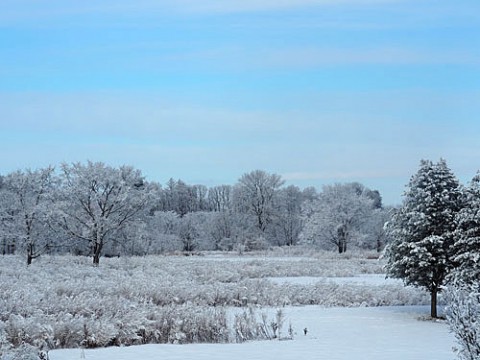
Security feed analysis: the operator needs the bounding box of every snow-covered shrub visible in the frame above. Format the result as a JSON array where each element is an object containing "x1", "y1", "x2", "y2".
[
  {"x1": 173, "y1": 306, "x2": 229, "y2": 344},
  {"x1": 0, "y1": 343, "x2": 42, "y2": 360},
  {"x1": 0, "y1": 329, "x2": 12, "y2": 359},
  {"x1": 81, "y1": 318, "x2": 117, "y2": 348},
  {"x1": 233, "y1": 307, "x2": 289, "y2": 343},
  {"x1": 144, "y1": 305, "x2": 229, "y2": 344},
  {"x1": 52, "y1": 314, "x2": 85, "y2": 348},
  {"x1": 445, "y1": 285, "x2": 480, "y2": 360},
  {"x1": 4, "y1": 314, "x2": 53, "y2": 351},
  {"x1": 243, "y1": 236, "x2": 269, "y2": 251}
]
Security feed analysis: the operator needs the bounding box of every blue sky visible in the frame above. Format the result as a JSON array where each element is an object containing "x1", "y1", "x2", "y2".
[{"x1": 1, "y1": 0, "x2": 479, "y2": 204}]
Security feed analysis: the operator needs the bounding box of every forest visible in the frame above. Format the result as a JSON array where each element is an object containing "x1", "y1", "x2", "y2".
[{"x1": 0, "y1": 162, "x2": 392, "y2": 266}]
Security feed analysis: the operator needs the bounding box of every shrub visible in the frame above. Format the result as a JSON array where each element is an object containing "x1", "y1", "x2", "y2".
[{"x1": 446, "y1": 285, "x2": 480, "y2": 360}]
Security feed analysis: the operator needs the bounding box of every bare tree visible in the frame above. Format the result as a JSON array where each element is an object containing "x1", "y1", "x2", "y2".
[
  {"x1": 57, "y1": 162, "x2": 152, "y2": 265},
  {"x1": 302, "y1": 183, "x2": 375, "y2": 253},
  {"x1": 235, "y1": 170, "x2": 285, "y2": 233},
  {"x1": 208, "y1": 185, "x2": 232, "y2": 212},
  {"x1": 273, "y1": 185, "x2": 304, "y2": 246},
  {"x1": 160, "y1": 179, "x2": 207, "y2": 215},
  {"x1": 0, "y1": 166, "x2": 56, "y2": 264}
]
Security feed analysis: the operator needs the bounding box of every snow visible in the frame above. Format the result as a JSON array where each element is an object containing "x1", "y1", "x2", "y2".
[
  {"x1": 0, "y1": 254, "x2": 452, "y2": 358},
  {"x1": 268, "y1": 274, "x2": 403, "y2": 286},
  {"x1": 50, "y1": 306, "x2": 454, "y2": 360}
]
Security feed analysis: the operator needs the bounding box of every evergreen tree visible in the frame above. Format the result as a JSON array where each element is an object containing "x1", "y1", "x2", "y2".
[
  {"x1": 451, "y1": 173, "x2": 480, "y2": 285},
  {"x1": 385, "y1": 159, "x2": 462, "y2": 318}
]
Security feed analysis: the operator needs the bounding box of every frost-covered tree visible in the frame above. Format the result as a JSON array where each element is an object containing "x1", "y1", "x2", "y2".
[
  {"x1": 166, "y1": 179, "x2": 191, "y2": 216},
  {"x1": 0, "y1": 167, "x2": 56, "y2": 264},
  {"x1": 175, "y1": 180, "x2": 196, "y2": 216},
  {"x1": 0, "y1": 185, "x2": 17, "y2": 255},
  {"x1": 159, "y1": 179, "x2": 208, "y2": 215},
  {"x1": 301, "y1": 182, "x2": 375, "y2": 253},
  {"x1": 208, "y1": 210, "x2": 236, "y2": 250},
  {"x1": 445, "y1": 285, "x2": 480, "y2": 360},
  {"x1": 176, "y1": 212, "x2": 214, "y2": 252},
  {"x1": 360, "y1": 206, "x2": 393, "y2": 252},
  {"x1": 57, "y1": 162, "x2": 152, "y2": 265},
  {"x1": 385, "y1": 159, "x2": 462, "y2": 318},
  {"x1": 234, "y1": 170, "x2": 284, "y2": 234},
  {"x1": 451, "y1": 172, "x2": 480, "y2": 285},
  {"x1": 144, "y1": 210, "x2": 182, "y2": 253},
  {"x1": 271, "y1": 185, "x2": 304, "y2": 246},
  {"x1": 208, "y1": 185, "x2": 232, "y2": 212},
  {"x1": 177, "y1": 212, "x2": 200, "y2": 252}
]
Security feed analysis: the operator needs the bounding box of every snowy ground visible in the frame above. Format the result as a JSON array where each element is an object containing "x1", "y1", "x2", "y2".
[
  {"x1": 50, "y1": 305, "x2": 454, "y2": 360},
  {"x1": 269, "y1": 274, "x2": 404, "y2": 286},
  {"x1": 0, "y1": 253, "x2": 453, "y2": 359}
]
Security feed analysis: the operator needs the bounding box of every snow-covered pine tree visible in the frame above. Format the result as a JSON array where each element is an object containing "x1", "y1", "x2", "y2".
[
  {"x1": 451, "y1": 172, "x2": 480, "y2": 285},
  {"x1": 385, "y1": 159, "x2": 462, "y2": 318}
]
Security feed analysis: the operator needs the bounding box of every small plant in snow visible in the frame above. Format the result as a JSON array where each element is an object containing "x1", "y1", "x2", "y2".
[
  {"x1": 0, "y1": 343, "x2": 43, "y2": 360},
  {"x1": 274, "y1": 309, "x2": 285, "y2": 339}
]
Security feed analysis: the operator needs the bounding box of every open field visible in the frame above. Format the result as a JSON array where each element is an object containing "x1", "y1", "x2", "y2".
[
  {"x1": 0, "y1": 251, "x2": 442, "y2": 358},
  {"x1": 51, "y1": 305, "x2": 454, "y2": 360}
]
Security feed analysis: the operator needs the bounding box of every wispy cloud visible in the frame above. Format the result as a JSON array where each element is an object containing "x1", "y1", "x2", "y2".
[
  {"x1": 2, "y1": 0, "x2": 478, "y2": 37},
  {"x1": 74, "y1": 45, "x2": 477, "y2": 76},
  {"x1": 0, "y1": 92, "x2": 296, "y2": 144},
  {"x1": 0, "y1": 0, "x2": 403, "y2": 23},
  {"x1": 167, "y1": 0, "x2": 403, "y2": 14},
  {"x1": 255, "y1": 47, "x2": 480, "y2": 67},
  {"x1": 126, "y1": 46, "x2": 479, "y2": 76}
]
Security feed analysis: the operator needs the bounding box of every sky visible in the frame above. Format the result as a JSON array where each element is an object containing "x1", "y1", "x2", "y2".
[{"x1": 1, "y1": 0, "x2": 479, "y2": 205}]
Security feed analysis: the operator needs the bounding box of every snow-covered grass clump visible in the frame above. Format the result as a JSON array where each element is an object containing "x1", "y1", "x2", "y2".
[{"x1": 0, "y1": 252, "x2": 429, "y2": 357}]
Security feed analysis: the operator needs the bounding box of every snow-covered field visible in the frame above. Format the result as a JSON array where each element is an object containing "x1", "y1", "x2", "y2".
[
  {"x1": 0, "y1": 252, "x2": 455, "y2": 359},
  {"x1": 268, "y1": 274, "x2": 404, "y2": 286},
  {"x1": 50, "y1": 306, "x2": 454, "y2": 360}
]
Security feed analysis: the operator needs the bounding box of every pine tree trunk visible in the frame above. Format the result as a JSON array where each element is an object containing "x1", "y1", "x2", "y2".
[{"x1": 430, "y1": 289, "x2": 438, "y2": 318}]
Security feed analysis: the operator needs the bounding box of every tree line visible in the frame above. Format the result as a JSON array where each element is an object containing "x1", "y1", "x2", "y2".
[{"x1": 0, "y1": 162, "x2": 391, "y2": 265}]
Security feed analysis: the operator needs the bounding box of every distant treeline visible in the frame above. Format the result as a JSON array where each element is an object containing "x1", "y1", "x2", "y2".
[{"x1": 0, "y1": 162, "x2": 392, "y2": 265}]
